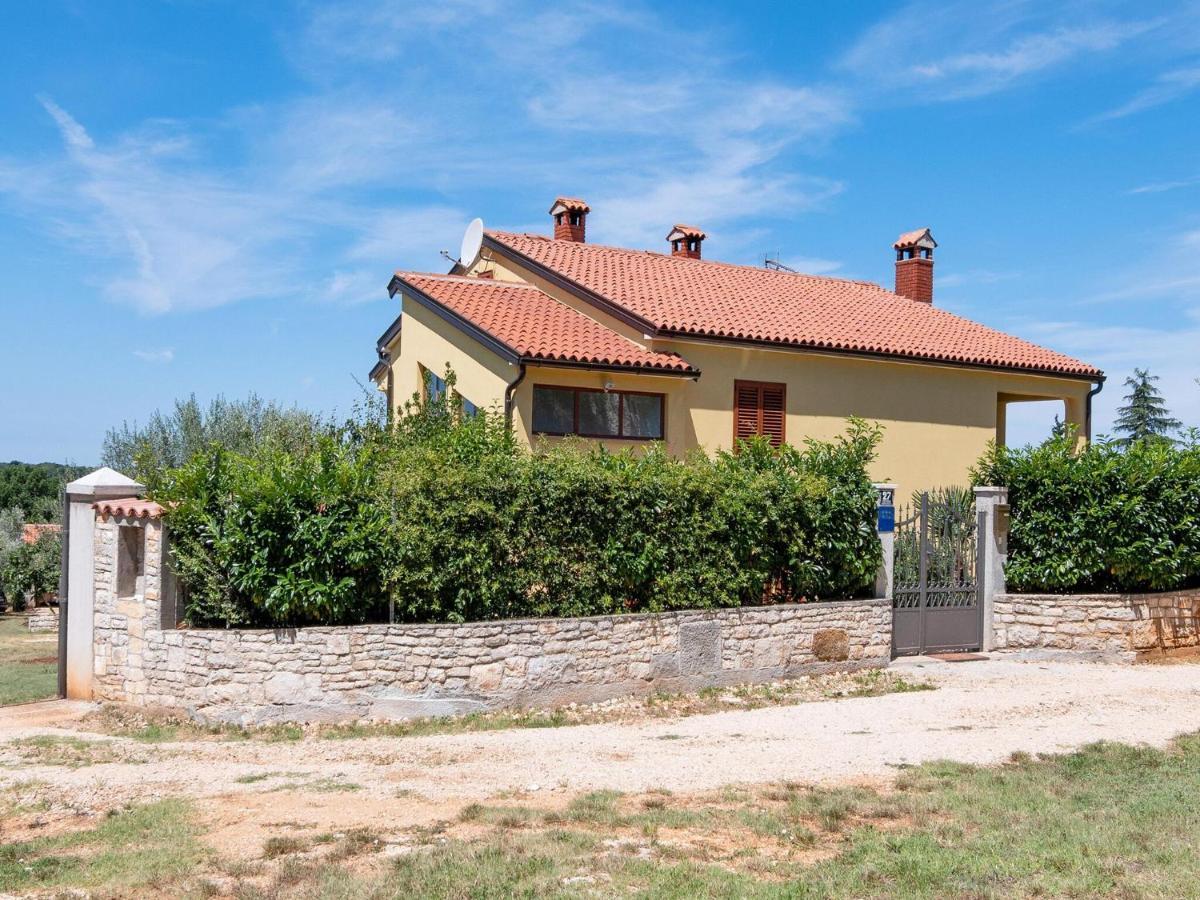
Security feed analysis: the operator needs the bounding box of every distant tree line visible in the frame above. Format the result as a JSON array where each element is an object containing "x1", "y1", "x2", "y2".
[{"x1": 0, "y1": 462, "x2": 89, "y2": 524}]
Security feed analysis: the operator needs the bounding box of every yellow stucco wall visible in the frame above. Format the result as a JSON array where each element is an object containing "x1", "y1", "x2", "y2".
[
  {"x1": 380, "y1": 250, "x2": 1095, "y2": 500},
  {"x1": 389, "y1": 296, "x2": 514, "y2": 417}
]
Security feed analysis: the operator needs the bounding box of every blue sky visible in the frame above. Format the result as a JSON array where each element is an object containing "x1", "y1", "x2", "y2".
[{"x1": 2, "y1": 0, "x2": 1199, "y2": 463}]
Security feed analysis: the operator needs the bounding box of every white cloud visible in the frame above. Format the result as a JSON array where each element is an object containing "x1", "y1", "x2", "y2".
[
  {"x1": 1087, "y1": 64, "x2": 1200, "y2": 123},
  {"x1": 840, "y1": 3, "x2": 1158, "y2": 101},
  {"x1": 132, "y1": 348, "x2": 175, "y2": 364},
  {"x1": 1127, "y1": 174, "x2": 1200, "y2": 194}
]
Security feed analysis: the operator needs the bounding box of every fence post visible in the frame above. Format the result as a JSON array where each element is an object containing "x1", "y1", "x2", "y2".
[
  {"x1": 973, "y1": 486, "x2": 1008, "y2": 651},
  {"x1": 873, "y1": 483, "x2": 897, "y2": 601},
  {"x1": 60, "y1": 467, "x2": 145, "y2": 700}
]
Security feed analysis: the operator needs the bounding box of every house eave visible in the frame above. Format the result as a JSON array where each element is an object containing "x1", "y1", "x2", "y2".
[{"x1": 656, "y1": 330, "x2": 1104, "y2": 384}]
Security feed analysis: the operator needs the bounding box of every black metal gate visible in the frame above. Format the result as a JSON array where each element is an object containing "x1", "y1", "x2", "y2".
[{"x1": 892, "y1": 490, "x2": 984, "y2": 656}]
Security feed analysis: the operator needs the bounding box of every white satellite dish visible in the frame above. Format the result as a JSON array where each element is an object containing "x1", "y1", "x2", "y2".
[{"x1": 459, "y1": 217, "x2": 484, "y2": 266}]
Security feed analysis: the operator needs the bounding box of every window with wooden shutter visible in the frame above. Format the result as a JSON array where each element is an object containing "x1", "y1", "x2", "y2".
[{"x1": 733, "y1": 380, "x2": 786, "y2": 448}]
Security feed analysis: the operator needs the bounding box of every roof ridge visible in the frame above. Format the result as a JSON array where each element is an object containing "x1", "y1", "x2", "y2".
[
  {"x1": 486, "y1": 231, "x2": 884, "y2": 292},
  {"x1": 395, "y1": 270, "x2": 542, "y2": 289}
]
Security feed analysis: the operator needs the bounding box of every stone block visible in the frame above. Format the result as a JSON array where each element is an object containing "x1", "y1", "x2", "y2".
[
  {"x1": 469, "y1": 661, "x2": 503, "y2": 692},
  {"x1": 678, "y1": 620, "x2": 722, "y2": 675},
  {"x1": 812, "y1": 629, "x2": 850, "y2": 662}
]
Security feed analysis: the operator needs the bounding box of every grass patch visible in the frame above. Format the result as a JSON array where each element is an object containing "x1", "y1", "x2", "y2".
[
  {"x1": 9, "y1": 735, "x2": 128, "y2": 768},
  {"x1": 0, "y1": 799, "x2": 207, "y2": 895},
  {"x1": 0, "y1": 613, "x2": 57, "y2": 706},
  {"x1": 263, "y1": 835, "x2": 309, "y2": 859},
  {"x1": 286, "y1": 733, "x2": 1200, "y2": 898}
]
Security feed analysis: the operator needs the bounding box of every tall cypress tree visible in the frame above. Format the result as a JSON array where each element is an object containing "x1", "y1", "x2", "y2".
[{"x1": 1113, "y1": 368, "x2": 1180, "y2": 445}]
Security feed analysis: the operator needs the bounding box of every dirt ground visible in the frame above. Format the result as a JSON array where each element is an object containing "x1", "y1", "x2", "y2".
[{"x1": 3, "y1": 653, "x2": 1199, "y2": 860}]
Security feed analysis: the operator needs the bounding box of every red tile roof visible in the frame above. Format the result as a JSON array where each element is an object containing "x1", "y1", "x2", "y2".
[
  {"x1": 22, "y1": 523, "x2": 61, "y2": 545},
  {"x1": 486, "y1": 232, "x2": 1100, "y2": 378},
  {"x1": 94, "y1": 499, "x2": 166, "y2": 520},
  {"x1": 548, "y1": 197, "x2": 590, "y2": 214},
  {"x1": 395, "y1": 273, "x2": 698, "y2": 374},
  {"x1": 894, "y1": 228, "x2": 936, "y2": 249}
]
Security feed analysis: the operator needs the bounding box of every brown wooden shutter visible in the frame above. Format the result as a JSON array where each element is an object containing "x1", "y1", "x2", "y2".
[
  {"x1": 733, "y1": 380, "x2": 786, "y2": 448},
  {"x1": 735, "y1": 382, "x2": 761, "y2": 444},
  {"x1": 760, "y1": 383, "x2": 785, "y2": 447}
]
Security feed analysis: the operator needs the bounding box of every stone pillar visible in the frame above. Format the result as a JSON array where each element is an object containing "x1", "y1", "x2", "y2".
[
  {"x1": 61, "y1": 468, "x2": 145, "y2": 700},
  {"x1": 974, "y1": 486, "x2": 1008, "y2": 651},
  {"x1": 91, "y1": 506, "x2": 165, "y2": 702},
  {"x1": 873, "y1": 483, "x2": 897, "y2": 601}
]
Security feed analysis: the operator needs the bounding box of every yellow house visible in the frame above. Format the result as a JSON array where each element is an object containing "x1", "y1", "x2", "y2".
[{"x1": 370, "y1": 197, "x2": 1103, "y2": 498}]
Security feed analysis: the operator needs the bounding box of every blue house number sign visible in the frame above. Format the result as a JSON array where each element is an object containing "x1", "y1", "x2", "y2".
[{"x1": 876, "y1": 487, "x2": 895, "y2": 533}]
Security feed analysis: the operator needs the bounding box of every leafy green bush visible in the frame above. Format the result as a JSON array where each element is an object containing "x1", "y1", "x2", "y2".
[
  {"x1": 154, "y1": 434, "x2": 393, "y2": 628},
  {"x1": 973, "y1": 433, "x2": 1200, "y2": 593},
  {"x1": 154, "y1": 380, "x2": 882, "y2": 628},
  {"x1": 0, "y1": 530, "x2": 61, "y2": 610}
]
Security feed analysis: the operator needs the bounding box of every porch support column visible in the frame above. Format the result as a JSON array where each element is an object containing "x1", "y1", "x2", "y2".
[
  {"x1": 974, "y1": 486, "x2": 1008, "y2": 652},
  {"x1": 1064, "y1": 394, "x2": 1087, "y2": 449}
]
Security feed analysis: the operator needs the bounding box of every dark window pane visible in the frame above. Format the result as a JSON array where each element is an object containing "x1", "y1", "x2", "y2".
[
  {"x1": 579, "y1": 391, "x2": 620, "y2": 436},
  {"x1": 460, "y1": 396, "x2": 479, "y2": 418},
  {"x1": 425, "y1": 369, "x2": 447, "y2": 404},
  {"x1": 622, "y1": 393, "x2": 663, "y2": 439},
  {"x1": 533, "y1": 387, "x2": 574, "y2": 433}
]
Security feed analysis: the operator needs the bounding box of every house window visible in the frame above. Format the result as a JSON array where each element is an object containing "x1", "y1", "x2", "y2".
[
  {"x1": 734, "y1": 380, "x2": 786, "y2": 448},
  {"x1": 458, "y1": 393, "x2": 479, "y2": 418},
  {"x1": 532, "y1": 385, "x2": 664, "y2": 440},
  {"x1": 423, "y1": 367, "x2": 447, "y2": 404}
]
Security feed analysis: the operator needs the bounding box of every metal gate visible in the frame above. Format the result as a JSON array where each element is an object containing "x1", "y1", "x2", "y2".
[{"x1": 892, "y1": 490, "x2": 984, "y2": 656}]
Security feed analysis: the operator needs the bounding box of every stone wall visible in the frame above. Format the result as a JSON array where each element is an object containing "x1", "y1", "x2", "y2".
[
  {"x1": 992, "y1": 589, "x2": 1200, "y2": 660},
  {"x1": 97, "y1": 595, "x2": 890, "y2": 725}
]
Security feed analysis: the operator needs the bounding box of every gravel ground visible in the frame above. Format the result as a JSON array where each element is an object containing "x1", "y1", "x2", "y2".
[{"x1": 2, "y1": 654, "x2": 1199, "y2": 849}]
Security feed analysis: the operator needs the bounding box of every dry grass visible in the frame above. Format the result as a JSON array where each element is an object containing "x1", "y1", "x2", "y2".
[{"x1": 7, "y1": 735, "x2": 1200, "y2": 896}]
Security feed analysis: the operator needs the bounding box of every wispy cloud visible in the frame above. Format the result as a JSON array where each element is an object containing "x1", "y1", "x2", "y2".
[
  {"x1": 1087, "y1": 64, "x2": 1200, "y2": 123},
  {"x1": 840, "y1": 3, "x2": 1158, "y2": 101},
  {"x1": 0, "y1": 0, "x2": 862, "y2": 313},
  {"x1": 1127, "y1": 174, "x2": 1200, "y2": 194}
]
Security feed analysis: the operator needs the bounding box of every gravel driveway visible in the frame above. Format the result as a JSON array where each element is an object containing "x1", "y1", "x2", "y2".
[{"x1": 3, "y1": 654, "x2": 1199, "y2": 848}]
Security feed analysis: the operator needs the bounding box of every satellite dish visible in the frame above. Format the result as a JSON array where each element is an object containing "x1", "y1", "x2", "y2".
[{"x1": 459, "y1": 217, "x2": 484, "y2": 266}]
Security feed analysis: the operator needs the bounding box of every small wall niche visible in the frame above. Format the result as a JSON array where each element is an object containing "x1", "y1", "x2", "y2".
[{"x1": 116, "y1": 525, "x2": 145, "y2": 599}]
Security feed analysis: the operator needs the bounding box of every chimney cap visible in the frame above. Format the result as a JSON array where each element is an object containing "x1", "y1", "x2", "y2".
[
  {"x1": 893, "y1": 228, "x2": 936, "y2": 251},
  {"x1": 666, "y1": 224, "x2": 707, "y2": 242},
  {"x1": 549, "y1": 196, "x2": 591, "y2": 216}
]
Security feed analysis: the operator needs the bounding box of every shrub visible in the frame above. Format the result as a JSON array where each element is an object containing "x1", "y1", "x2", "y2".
[
  {"x1": 154, "y1": 379, "x2": 883, "y2": 628},
  {"x1": 973, "y1": 432, "x2": 1200, "y2": 593},
  {"x1": 154, "y1": 434, "x2": 393, "y2": 628},
  {"x1": 0, "y1": 530, "x2": 61, "y2": 610}
]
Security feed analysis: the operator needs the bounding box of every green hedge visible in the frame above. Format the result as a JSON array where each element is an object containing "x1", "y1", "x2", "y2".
[
  {"x1": 973, "y1": 434, "x2": 1200, "y2": 593},
  {"x1": 153, "y1": 389, "x2": 883, "y2": 628}
]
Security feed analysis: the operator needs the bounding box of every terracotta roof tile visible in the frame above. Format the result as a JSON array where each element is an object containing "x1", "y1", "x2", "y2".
[
  {"x1": 667, "y1": 224, "x2": 707, "y2": 240},
  {"x1": 395, "y1": 273, "x2": 697, "y2": 374},
  {"x1": 894, "y1": 228, "x2": 936, "y2": 249},
  {"x1": 548, "y1": 197, "x2": 590, "y2": 214},
  {"x1": 94, "y1": 498, "x2": 165, "y2": 519},
  {"x1": 486, "y1": 232, "x2": 1100, "y2": 378}
]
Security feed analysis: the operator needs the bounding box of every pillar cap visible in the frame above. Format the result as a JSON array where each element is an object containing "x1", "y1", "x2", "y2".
[{"x1": 65, "y1": 467, "x2": 145, "y2": 499}]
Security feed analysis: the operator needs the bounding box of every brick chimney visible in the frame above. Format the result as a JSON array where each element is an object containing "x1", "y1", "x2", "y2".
[
  {"x1": 549, "y1": 197, "x2": 590, "y2": 242},
  {"x1": 893, "y1": 228, "x2": 936, "y2": 303},
  {"x1": 667, "y1": 224, "x2": 706, "y2": 259}
]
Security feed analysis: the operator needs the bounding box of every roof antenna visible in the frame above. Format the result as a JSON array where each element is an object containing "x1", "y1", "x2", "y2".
[{"x1": 763, "y1": 253, "x2": 797, "y2": 273}]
